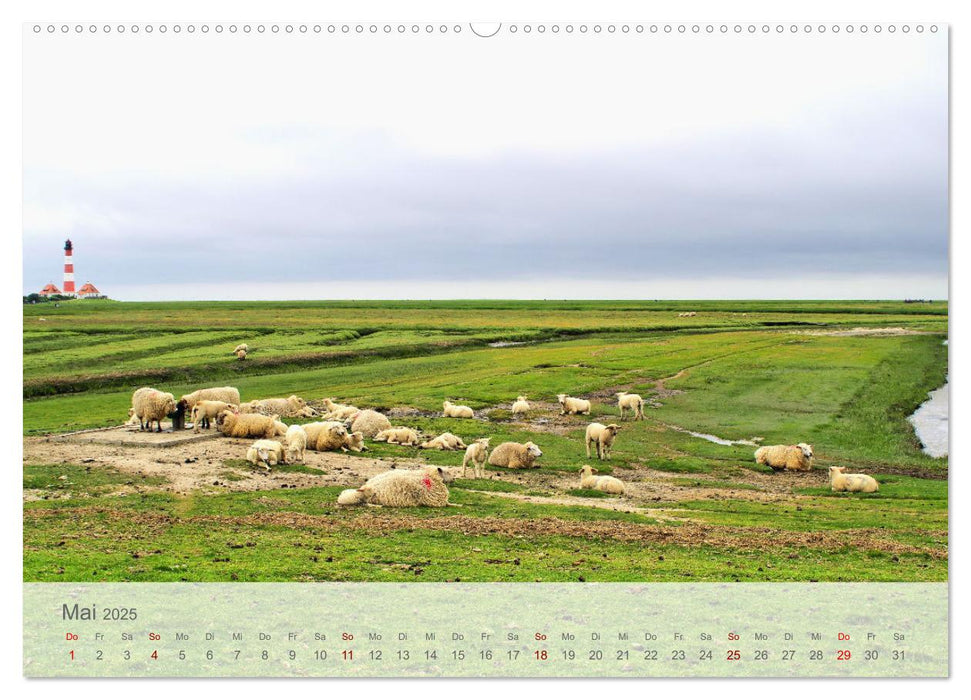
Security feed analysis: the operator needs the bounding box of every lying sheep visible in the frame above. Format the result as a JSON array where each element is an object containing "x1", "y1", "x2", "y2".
[
  {"x1": 511, "y1": 396, "x2": 530, "y2": 414},
  {"x1": 321, "y1": 398, "x2": 359, "y2": 420},
  {"x1": 374, "y1": 427, "x2": 422, "y2": 446},
  {"x1": 488, "y1": 441, "x2": 542, "y2": 469},
  {"x1": 246, "y1": 439, "x2": 284, "y2": 471},
  {"x1": 443, "y1": 400, "x2": 474, "y2": 419},
  {"x1": 586, "y1": 423, "x2": 621, "y2": 460},
  {"x1": 342, "y1": 466, "x2": 457, "y2": 508},
  {"x1": 349, "y1": 409, "x2": 392, "y2": 438},
  {"x1": 180, "y1": 387, "x2": 241, "y2": 412},
  {"x1": 233, "y1": 343, "x2": 249, "y2": 354},
  {"x1": 678, "y1": 311, "x2": 697, "y2": 317},
  {"x1": 754, "y1": 443, "x2": 814, "y2": 472},
  {"x1": 236, "y1": 349, "x2": 247, "y2": 361},
  {"x1": 343, "y1": 431, "x2": 366, "y2": 452},
  {"x1": 616, "y1": 392, "x2": 645, "y2": 421},
  {"x1": 284, "y1": 424, "x2": 308, "y2": 464},
  {"x1": 216, "y1": 410, "x2": 279, "y2": 440},
  {"x1": 419, "y1": 432, "x2": 467, "y2": 450},
  {"x1": 131, "y1": 387, "x2": 177, "y2": 432},
  {"x1": 238, "y1": 396, "x2": 308, "y2": 417},
  {"x1": 337, "y1": 488, "x2": 367, "y2": 506},
  {"x1": 579, "y1": 465, "x2": 625, "y2": 495},
  {"x1": 557, "y1": 394, "x2": 591, "y2": 416},
  {"x1": 271, "y1": 416, "x2": 288, "y2": 438},
  {"x1": 829, "y1": 466, "x2": 879, "y2": 493},
  {"x1": 462, "y1": 438, "x2": 491, "y2": 478},
  {"x1": 191, "y1": 400, "x2": 238, "y2": 432},
  {"x1": 312, "y1": 423, "x2": 350, "y2": 452},
  {"x1": 301, "y1": 421, "x2": 343, "y2": 448}
]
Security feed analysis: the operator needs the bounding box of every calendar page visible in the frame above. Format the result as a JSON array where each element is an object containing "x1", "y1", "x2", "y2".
[{"x1": 21, "y1": 20, "x2": 948, "y2": 679}]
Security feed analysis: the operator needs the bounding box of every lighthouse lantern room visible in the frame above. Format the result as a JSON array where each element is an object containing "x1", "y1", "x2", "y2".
[{"x1": 62, "y1": 239, "x2": 76, "y2": 297}]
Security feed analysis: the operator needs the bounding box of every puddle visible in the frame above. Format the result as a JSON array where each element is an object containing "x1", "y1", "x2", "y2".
[
  {"x1": 488, "y1": 341, "x2": 529, "y2": 348},
  {"x1": 909, "y1": 380, "x2": 948, "y2": 458},
  {"x1": 667, "y1": 424, "x2": 761, "y2": 447}
]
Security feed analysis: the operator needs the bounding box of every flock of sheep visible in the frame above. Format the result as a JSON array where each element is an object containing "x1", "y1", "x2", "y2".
[{"x1": 125, "y1": 366, "x2": 878, "y2": 508}]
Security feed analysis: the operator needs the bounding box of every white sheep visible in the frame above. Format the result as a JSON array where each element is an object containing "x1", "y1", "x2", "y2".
[
  {"x1": 557, "y1": 394, "x2": 591, "y2": 415},
  {"x1": 461, "y1": 438, "x2": 491, "y2": 478},
  {"x1": 321, "y1": 398, "x2": 359, "y2": 420},
  {"x1": 443, "y1": 400, "x2": 474, "y2": 419},
  {"x1": 190, "y1": 400, "x2": 238, "y2": 432},
  {"x1": 488, "y1": 441, "x2": 542, "y2": 469},
  {"x1": 246, "y1": 439, "x2": 284, "y2": 471},
  {"x1": 348, "y1": 409, "x2": 392, "y2": 438},
  {"x1": 829, "y1": 467, "x2": 879, "y2": 493},
  {"x1": 350, "y1": 466, "x2": 457, "y2": 508},
  {"x1": 271, "y1": 417, "x2": 288, "y2": 438},
  {"x1": 233, "y1": 343, "x2": 249, "y2": 354},
  {"x1": 419, "y1": 432, "x2": 467, "y2": 451},
  {"x1": 754, "y1": 443, "x2": 814, "y2": 472},
  {"x1": 585, "y1": 422, "x2": 621, "y2": 460},
  {"x1": 312, "y1": 423, "x2": 350, "y2": 452},
  {"x1": 374, "y1": 427, "x2": 422, "y2": 446},
  {"x1": 579, "y1": 465, "x2": 625, "y2": 495},
  {"x1": 615, "y1": 392, "x2": 645, "y2": 421},
  {"x1": 511, "y1": 396, "x2": 530, "y2": 414},
  {"x1": 131, "y1": 387, "x2": 177, "y2": 432},
  {"x1": 284, "y1": 424, "x2": 308, "y2": 464},
  {"x1": 216, "y1": 410, "x2": 279, "y2": 439},
  {"x1": 236, "y1": 349, "x2": 247, "y2": 361},
  {"x1": 180, "y1": 387, "x2": 241, "y2": 412},
  {"x1": 337, "y1": 488, "x2": 368, "y2": 506},
  {"x1": 342, "y1": 431, "x2": 366, "y2": 452},
  {"x1": 237, "y1": 396, "x2": 308, "y2": 417}
]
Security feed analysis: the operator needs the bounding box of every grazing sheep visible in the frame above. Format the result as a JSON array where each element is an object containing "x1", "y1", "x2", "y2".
[
  {"x1": 236, "y1": 349, "x2": 247, "y2": 360},
  {"x1": 180, "y1": 387, "x2": 241, "y2": 412},
  {"x1": 190, "y1": 400, "x2": 237, "y2": 432},
  {"x1": 342, "y1": 431, "x2": 367, "y2": 452},
  {"x1": 829, "y1": 466, "x2": 879, "y2": 493},
  {"x1": 337, "y1": 488, "x2": 368, "y2": 506},
  {"x1": 586, "y1": 423, "x2": 621, "y2": 460},
  {"x1": 233, "y1": 343, "x2": 249, "y2": 354},
  {"x1": 579, "y1": 465, "x2": 625, "y2": 495},
  {"x1": 131, "y1": 387, "x2": 177, "y2": 432},
  {"x1": 216, "y1": 410, "x2": 279, "y2": 439},
  {"x1": 284, "y1": 424, "x2": 308, "y2": 464},
  {"x1": 353, "y1": 466, "x2": 456, "y2": 508},
  {"x1": 488, "y1": 441, "x2": 542, "y2": 469},
  {"x1": 462, "y1": 438, "x2": 491, "y2": 478},
  {"x1": 557, "y1": 394, "x2": 591, "y2": 415},
  {"x1": 246, "y1": 439, "x2": 284, "y2": 471},
  {"x1": 419, "y1": 432, "x2": 467, "y2": 451},
  {"x1": 312, "y1": 423, "x2": 350, "y2": 452},
  {"x1": 511, "y1": 396, "x2": 530, "y2": 414},
  {"x1": 349, "y1": 409, "x2": 392, "y2": 438},
  {"x1": 374, "y1": 427, "x2": 422, "y2": 446},
  {"x1": 443, "y1": 400, "x2": 475, "y2": 419},
  {"x1": 616, "y1": 392, "x2": 645, "y2": 421},
  {"x1": 754, "y1": 443, "x2": 814, "y2": 472}
]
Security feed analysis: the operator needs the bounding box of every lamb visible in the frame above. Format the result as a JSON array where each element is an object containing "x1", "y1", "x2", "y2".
[
  {"x1": 180, "y1": 387, "x2": 241, "y2": 412},
  {"x1": 374, "y1": 427, "x2": 422, "y2": 446},
  {"x1": 585, "y1": 423, "x2": 621, "y2": 460},
  {"x1": 828, "y1": 467, "x2": 879, "y2": 493},
  {"x1": 125, "y1": 408, "x2": 140, "y2": 427},
  {"x1": 511, "y1": 396, "x2": 530, "y2": 414},
  {"x1": 190, "y1": 400, "x2": 237, "y2": 432},
  {"x1": 579, "y1": 465, "x2": 625, "y2": 495},
  {"x1": 321, "y1": 398, "x2": 359, "y2": 420},
  {"x1": 216, "y1": 410, "x2": 279, "y2": 439},
  {"x1": 616, "y1": 392, "x2": 645, "y2": 421},
  {"x1": 233, "y1": 343, "x2": 249, "y2": 354},
  {"x1": 284, "y1": 424, "x2": 308, "y2": 464},
  {"x1": 419, "y1": 432, "x2": 467, "y2": 451},
  {"x1": 236, "y1": 349, "x2": 247, "y2": 360},
  {"x1": 131, "y1": 387, "x2": 177, "y2": 432},
  {"x1": 443, "y1": 400, "x2": 474, "y2": 419},
  {"x1": 349, "y1": 409, "x2": 392, "y2": 438},
  {"x1": 349, "y1": 466, "x2": 456, "y2": 508},
  {"x1": 342, "y1": 431, "x2": 366, "y2": 452},
  {"x1": 488, "y1": 441, "x2": 542, "y2": 469},
  {"x1": 337, "y1": 488, "x2": 368, "y2": 506},
  {"x1": 754, "y1": 443, "x2": 814, "y2": 472},
  {"x1": 461, "y1": 438, "x2": 491, "y2": 478},
  {"x1": 271, "y1": 417, "x2": 288, "y2": 438},
  {"x1": 557, "y1": 394, "x2": 591, "y2": 415},
  {"x1": 246, "y1": 439, "x2": 284, "y2": 471}
]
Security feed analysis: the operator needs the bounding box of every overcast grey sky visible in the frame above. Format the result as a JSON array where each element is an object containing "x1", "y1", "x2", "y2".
[{"x1": 22, "y1": 27, "x2": 947, "y2": 299}]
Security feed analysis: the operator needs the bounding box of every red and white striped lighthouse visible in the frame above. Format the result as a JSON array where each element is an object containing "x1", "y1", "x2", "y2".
[{"x1": 62, "y1": 239, "x2": 76, "y2": 296}]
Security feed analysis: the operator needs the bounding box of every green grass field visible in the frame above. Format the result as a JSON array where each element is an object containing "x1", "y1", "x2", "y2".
[{"x1": 23, "y1": 299, "x2": 948, "y2": 582}]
